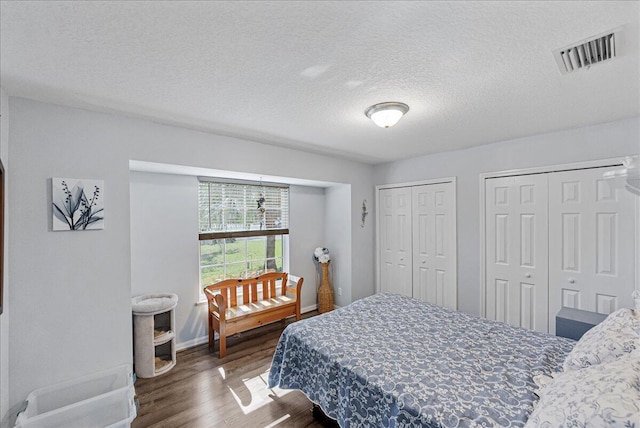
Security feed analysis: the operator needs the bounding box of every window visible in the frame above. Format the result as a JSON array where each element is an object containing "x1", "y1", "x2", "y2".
[{"x1": 198, "y1": 180, "x2": 289, "y2": 288}]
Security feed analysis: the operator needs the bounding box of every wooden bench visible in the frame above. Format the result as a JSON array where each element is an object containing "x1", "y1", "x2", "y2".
[{"x1": 204, "y1": 272, "x2": 304, "y2": 358}]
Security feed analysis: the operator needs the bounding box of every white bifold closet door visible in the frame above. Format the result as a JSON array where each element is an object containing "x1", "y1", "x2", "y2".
[
  {"x1": 548, "y1": 167, "x2": 636, "y2": 333},
  {"x1": 485, "y1": 166, "x2": 636, "y2": 334},
  {"x1": 412, "y1": 184, "x2": 457, "y2": 309},
  {"x1": 379, "y1": 182, "x2": 457, "y2": 308},
  {"x1": 379, "y1": 187, "x2": 413, "y2": 297},
  {"x1": 485, "y1": 175, "x2": 550, "y2": 333}
]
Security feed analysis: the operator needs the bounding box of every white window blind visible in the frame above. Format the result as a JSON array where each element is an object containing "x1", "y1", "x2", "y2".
[{"x1": 198, "y1": 180, "x2": 289, "y2": 239}]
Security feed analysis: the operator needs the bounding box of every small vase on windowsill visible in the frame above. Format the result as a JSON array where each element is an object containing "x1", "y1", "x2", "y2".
[{"x1": 318, "y1": 262, "x2": 334, "y2": 313}]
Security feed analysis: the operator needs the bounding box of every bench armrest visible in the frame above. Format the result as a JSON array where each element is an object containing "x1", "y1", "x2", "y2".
[
  {"x1": 204, "y1": 286, "x2": 227, "y2": 318},
  {"x1": 285, "y1": 277, "x2": 304, "y2": 297}
]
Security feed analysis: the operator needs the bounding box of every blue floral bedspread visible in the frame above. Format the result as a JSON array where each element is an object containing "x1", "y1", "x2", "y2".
[{"x1": 268, "y1": 293, "x2": 574, "y2": 427}]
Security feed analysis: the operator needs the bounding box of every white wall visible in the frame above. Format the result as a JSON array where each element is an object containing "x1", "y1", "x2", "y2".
[
  {"x1": 129, "y1": 172, "x2": 201, "y2": 348},
  {"x1": 122, "y1": 118, "x2": 375, "y2": 306},
  {"x1": 325, "y1": 185, "x2": 352, "y2": 307},
  {"x1": 351, "y1": 190, "x2": 375, "y2": 302},
  {"x1": 8, "y1": 99, "x2": 134, "y2": 409},
  {"x1": 288, "y1": 185, "x2": 327, "y2": 310},
  {"x1": 7, "y1": 97, "x2": 374, "y2": 409},
  {"x1": 373, "y1": 117, "x2": 640, "y2": 316},
  {"x1": 129, "y1": 172, "x2": 326, "y2": 349},
  {"x1": 0, "y1": 88, "x2": 9, "y2": 425}
]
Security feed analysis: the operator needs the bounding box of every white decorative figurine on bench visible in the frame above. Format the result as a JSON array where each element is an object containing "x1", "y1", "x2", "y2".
[{"x1": 204, "y1": 272, "x2": 303, "y2": 358}]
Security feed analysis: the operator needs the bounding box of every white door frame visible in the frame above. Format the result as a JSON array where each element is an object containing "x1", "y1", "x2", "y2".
[
  {"x1": 375, "y1": 177, "x2": 457, "y2": 297},
  {"x1": 479, "y1": 155, "x2": 639, "y2": 317}
]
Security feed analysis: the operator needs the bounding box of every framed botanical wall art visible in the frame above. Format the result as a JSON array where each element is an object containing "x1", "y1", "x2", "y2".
[{"x1": 52, "y1": 178, "x2": 104, "y2": 231}]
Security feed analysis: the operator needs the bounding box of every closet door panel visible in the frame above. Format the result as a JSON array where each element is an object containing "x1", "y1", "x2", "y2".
[
  {"x1": 485, "y1": 175, "x2": 549, "y2": 333},
  {"x1": 549, "y1": 167, "x2": 636, "y2": 333},
  {"x1": 412, "y1": 183, "x2": 456, "y2": 309},
  {"x1": 380, "y1": 190, "x2": 395, "y2": 293},
  {"x1": 379, "y1": 187, "x2": 413, "y2": 296}
]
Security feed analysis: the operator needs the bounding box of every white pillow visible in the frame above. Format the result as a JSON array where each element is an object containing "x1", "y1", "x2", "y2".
[
  {"x1": 526, "y1": 350, "x2": 640, "y2": 427},
  {"x1": 532, "y1": 372, "x2": 558, "y2": 397},
  {"x1": 563, "y1": 308, "x2": 640, "y2": 372}
]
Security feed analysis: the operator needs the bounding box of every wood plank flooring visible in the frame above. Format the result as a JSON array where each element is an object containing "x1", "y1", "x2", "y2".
[{"x1": 133, "y1": 314, "x2": 332, "y2": 428}]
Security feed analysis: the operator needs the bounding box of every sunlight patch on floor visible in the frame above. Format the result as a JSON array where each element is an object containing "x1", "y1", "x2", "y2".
[
  {"x1": 227, "y1": 370, "x2": 293, "y2": 415},
  {"x1": 263, "y1": 414, "x2": 291, "y2": 427}
]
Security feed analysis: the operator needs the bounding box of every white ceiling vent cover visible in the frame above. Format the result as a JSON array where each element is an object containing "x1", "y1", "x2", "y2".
[{"x1": 553, "y1": 28, "x2": 622, "y2": 74}]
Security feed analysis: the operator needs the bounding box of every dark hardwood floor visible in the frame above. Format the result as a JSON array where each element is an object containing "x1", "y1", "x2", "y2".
[{"x1": 133, "y1": 314, "x2": 333, "y2": 428}]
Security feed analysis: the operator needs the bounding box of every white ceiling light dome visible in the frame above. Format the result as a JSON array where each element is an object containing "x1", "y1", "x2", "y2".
[{"x1": 365, "y1": 102, "x2": 410, "y2": 128}]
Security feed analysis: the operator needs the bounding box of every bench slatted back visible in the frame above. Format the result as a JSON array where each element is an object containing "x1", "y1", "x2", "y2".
[{"x1": 204, "y1": 272, "x2": 290, "y2": 309}]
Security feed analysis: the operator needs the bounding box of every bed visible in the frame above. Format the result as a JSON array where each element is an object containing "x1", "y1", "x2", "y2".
[{"x1": 268, "y1": 293, "x2": 640, "y2": 427}]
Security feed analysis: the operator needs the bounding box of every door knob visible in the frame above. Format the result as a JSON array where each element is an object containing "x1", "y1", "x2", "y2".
[
  {"x1": 568, "y1": 278, "x2": 575, "y2": 284},
  {"x1": 421, "y1": 260, "x2": 426, "y2": 264},
  {"x1": 525, "y1": 273, "x2": 532, "y2": 278}
]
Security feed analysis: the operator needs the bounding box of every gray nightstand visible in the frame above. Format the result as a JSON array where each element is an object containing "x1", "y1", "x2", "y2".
[{"x1": 556, "y1": 307, "x2": 608, "y2": 340}]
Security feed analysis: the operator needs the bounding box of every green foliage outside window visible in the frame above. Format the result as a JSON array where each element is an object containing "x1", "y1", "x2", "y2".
[{"x1": 200, "y1": 236, "x2": 283, "y2": 286}]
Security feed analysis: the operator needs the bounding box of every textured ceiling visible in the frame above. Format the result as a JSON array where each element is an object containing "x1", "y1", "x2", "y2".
[{"x1": 1, "y1": 1, "x2": 639, "y2": 164}]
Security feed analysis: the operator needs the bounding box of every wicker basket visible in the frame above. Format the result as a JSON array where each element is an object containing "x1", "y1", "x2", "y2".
[{"x1": 318, "y1": 262, "x2": 334, "y2": 313}]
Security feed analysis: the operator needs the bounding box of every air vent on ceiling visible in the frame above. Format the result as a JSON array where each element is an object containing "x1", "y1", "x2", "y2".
[{"x1": 553, "y1": 29, "x2": 621, "y2": 74}]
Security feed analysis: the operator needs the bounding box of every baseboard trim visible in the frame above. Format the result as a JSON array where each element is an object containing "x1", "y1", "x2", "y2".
[
  {"x1": 176, "y1": 335, "x2": 209, "y2": 351},
  {"x1": 176, "y1": 304, "x2": 320, "y2": 351},
  {"x1": 301, "y1": 304, "x2": 318, "y2": 313}
]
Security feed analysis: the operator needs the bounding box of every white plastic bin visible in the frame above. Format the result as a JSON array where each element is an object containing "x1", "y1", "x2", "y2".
[
  {"x1": 15, "y1": 364, "x2": 136, "y2": 428},
  {"x1": 15, "y1": 387, "x2": 136, "y2": 428}
]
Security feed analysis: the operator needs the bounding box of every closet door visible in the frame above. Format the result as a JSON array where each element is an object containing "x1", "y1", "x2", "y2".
[
  {"x1": 412, "y1": 183, "x2": 457, "y2": 309},
  {"x1": 485, "y1": 175, "x2": 549, "y2": 333},
  {"x1": 379, "y1": 187, "x2": 413, "y2": 296},
  {"x1": 548, "y1": 167, "x2": 636, "y2": 333}
]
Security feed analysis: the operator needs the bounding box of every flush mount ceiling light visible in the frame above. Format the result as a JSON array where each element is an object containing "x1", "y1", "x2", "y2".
[{"x1": 365, "y1": 102, "x2": 409, "y2": 128}]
